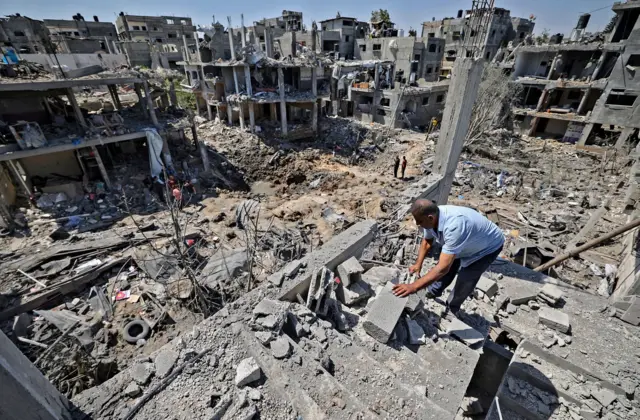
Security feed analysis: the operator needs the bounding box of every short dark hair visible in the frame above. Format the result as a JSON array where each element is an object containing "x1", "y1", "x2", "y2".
[{"x1": 410, "y1": 199, "x2": 438, "y2": 218}]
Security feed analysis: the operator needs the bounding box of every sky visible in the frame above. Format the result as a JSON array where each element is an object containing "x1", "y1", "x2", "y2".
[{"x1": 1, "y1": 0, "x2": 619, "y2": 36}]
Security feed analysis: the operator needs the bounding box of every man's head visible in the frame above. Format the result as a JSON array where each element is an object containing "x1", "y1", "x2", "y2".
[{"x1": 410, "y1": 199, "x2": 439, "y2": 230}]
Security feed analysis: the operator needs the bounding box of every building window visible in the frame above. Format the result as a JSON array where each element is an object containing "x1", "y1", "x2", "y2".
[
  {"x1": 186, "y1": 34, "x2": 191, "y2": 38},
  {"x1": 377, "y1": 109, "x2": 386, "y2": 116},
  {"x1": 168, "y1": 33, "x2": 177, "y2": 38},
  {"x1": 435, "y1": 66, "x2": 439, "y2": 73},
  {"x1": 166, "y1": 19, "x2": 174, "y2": 24},
  {"x1": 373, "y1": 44, "x2": 381, "y2": 51},
  {"x1": 606, "y1": 90, "x2": 638, "y2": 106},
  {"x1": 438, "y1": 46, "x2": 442, "y2": 53},
  {"x1": 628, "y1": 55, "x2": 640, "y2": 67},
  {"x1": 323, "y1": 26, "x2": 327, "y2": 31},
  {"x1": 345, "y1": 35, "x2": 350, "y2": 42},
  {"x1": 14, "y1": 30, "x2": 26, "y2": 36},
  {"x1": 414, "y1": 54, "x2": 420, "y2": 60},
  {"x1": 141, "y1": 26, "x2": 147, "y2": 31},
  {"x1": 452, "y1": 31, "x2": 461, "y2": 40},
  {"x1": 74, "y1": 31, "x2": 80, "y2": 36},
  {"x1": 427, "y1": 66, "x2": 433, "y2": 74},
  {"x1": 428, "y1": 44, "x2": 436, "y2": 53},
  {"x1": 540, "y1": 61, "x2": 548, "y2": 67},
  {"x1": 567, "y1": 90, "x2": 581, "y2": 100},
  {"x1": 380, "y1": 98, "x2": 390, "y2": 106},
  {"x1": 491, "y1": 29, "x2": 496, "y2": 36},
  {"x1": 428, "y1": 32, "x2": 435, "y2": 38},
  {"x1": 156, "y1": 38, "x2": 163, "y2": 43},
  {"x1": 342, "y1": 20, "x2": 353, "y2": 26},
  {"x1": 153, "y1": 27, "x2": 158, "y2": 31},
  {"x1": 422, "y1": 97, "x2": 430, "y2": 105},
  {"x1": 519, "y1": 32, "x2": 525, "y2": 39},
  {"x1": 132, "y1": 26, "x2": 140, "y2": 30},
  {"x1": 485, "y1": 51, "x2": 491, "y2": 59},
  {"x1": 436, "y1": 94, "x2": 444, "y2": 103},
  {"x1": 360, "y1": 44, "x2": 366, "y2": 52},
  {"x1": 181, "y1": 20, "x2": 188, "y2": 25}
]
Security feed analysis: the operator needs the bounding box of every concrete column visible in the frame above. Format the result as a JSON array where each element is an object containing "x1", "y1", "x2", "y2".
[
  {"x1": 244, "y1": 65, "x2": 255, "y2": 132},
  {"x1": 108, "y1": 85, "x2": 122, "y2": 110},
  {"x1": 182, "y1": 34, "x2": 190, "y2": 63},
  {"x1": 66, "y1": 88, "x2": 87, "y2": 129},
  {"x1": 206, "y1": 103, "x2": 213, "y2": 120},
  {"x1": 536, "y1": 88, "x2": 550, "y2": 112},
  {"x1": 592, "y1": 53, "x2": 607, "y2": 80},
  {"x1": 264, "y1": 28, "x2": 272, "y2": 58},
  {"x1": 104, "y1": 36, "x2": 113, "y2": 54},
  {"x1": 233, "y1": 67, "x2": 245, "y2": 129},
  {"x1": 433, "y1": 58, "x2": 484, "y2": 205},
  {"x1": 91, "y1": 146, "x2": 112, "y2": 189},
  {"x1": 226, "y1": 104, "x2": 233, "y2": 125},
  {"x1": 616, "y1": 127, "x2": 635, "y2": 149},
  {"x1": 168, "y1": 79, "x2": 178, "y2": 107},
  {"x1": 270, "y1": 103, "x2": 278, "y2": 121},
  {"x1": 112, "y1": 40, "x2": 120, "y2": 54},
  {"x1": 142, "y1": 81, "x2": 160, "y2": 128},
  {"x1": 194, "y1": 32, "x2": 202, "y2": 63},
  {"x1": 134, "y1": 83, "x2": 147, "y2": 114},
  {"x1": 240, "y1": 14, "x2": 247, "y2": 48},
  {"x1": 0, "y1": 330, "x2": 73, "y2": 420},
  {"x1": 547, "y1": 54, "x2": 559, "y2": 80},
  {"x1": 528, "y1": 117, "x2": 541, "y2": 136},
  {"x1": 6, "y1": 160, "x2": 31, "y2": 200},
  {"x1": 577, "y1": 123, "x2": 595, "y2": 146},
  {"x1": 311, "y1": 67, "x2": 318, "y2": 133},
  {"x1": 195, "y1": 94, "x2": 202, "y2": 116},
  {"x1": 374, "y1": 63, "x2": 380, "y2": 89},
  {"x1": 227, "y1": 17, "x2": 236, "y2": 60},
  {"x1": 576, "y1": 87, "x2": 591, "y2": 115},
  {"x1": 278, "y1": 67, "x2": 288, "y2": 135}
]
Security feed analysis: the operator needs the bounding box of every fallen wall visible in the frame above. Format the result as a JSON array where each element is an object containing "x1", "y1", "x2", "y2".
[{"x1": 21, "y1": 53, "x2": 128, "y2": 71}]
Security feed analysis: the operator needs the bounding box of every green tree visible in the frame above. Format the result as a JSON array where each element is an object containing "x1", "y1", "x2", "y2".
[
  {"x1": 535, "y1": 28, "x2": 550, "y2": 44},
  {"x1": 371, "y1": 9, "x2": 391, "y2": 24}
]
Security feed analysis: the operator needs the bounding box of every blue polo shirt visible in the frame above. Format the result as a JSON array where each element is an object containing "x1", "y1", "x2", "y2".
[{"x1": 423, "y1": 205, "x2": 504, "y2": 267}]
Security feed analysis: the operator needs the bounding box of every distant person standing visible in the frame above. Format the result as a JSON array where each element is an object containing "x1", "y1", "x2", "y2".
[
  {"x1": 401, "y1": 156, "x2": 408, "y2": 179},
  {"x1": 394, "y1": 156, "x2": 400, "y2": 178}
]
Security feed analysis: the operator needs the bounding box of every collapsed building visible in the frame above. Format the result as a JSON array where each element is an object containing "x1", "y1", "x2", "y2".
[
  {"x1": 503, "y1": 2, "x2": 640, "y2": 149},
  {"x1": 422, "y1": 7, "x2": 535, "y2": 78}
]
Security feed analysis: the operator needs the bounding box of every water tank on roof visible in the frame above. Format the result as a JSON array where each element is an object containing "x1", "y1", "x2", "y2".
[
  {"x1": 576, "y1": 14, "x2": 590, "y2": 30},
  {"x1": 457, "y1": 10, "x2": 463, "y2": 18}
]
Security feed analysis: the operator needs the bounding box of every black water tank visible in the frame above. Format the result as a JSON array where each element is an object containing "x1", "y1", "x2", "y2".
[
  {"x1": 577, "y1": 13, "x2": 590, "y2": 30},
  {"x1": 457, "y1": 10, "x2": 463, "y2": 18},
  {"x1": 93, "y1": 15, "x2": 99, "y2": 22}
]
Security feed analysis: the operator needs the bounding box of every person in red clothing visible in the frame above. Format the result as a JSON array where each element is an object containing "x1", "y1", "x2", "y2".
[{"x1": 400, "y1": 156, "x2": 407, "y2": 179}]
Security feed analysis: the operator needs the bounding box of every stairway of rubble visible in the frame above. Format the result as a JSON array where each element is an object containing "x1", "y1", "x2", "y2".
[{"x1": 237, "y1": 307, "x2": 483, "y2": 420}]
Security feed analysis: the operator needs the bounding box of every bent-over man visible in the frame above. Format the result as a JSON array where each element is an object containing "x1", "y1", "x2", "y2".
[{"x1": 392, "y1": 199, "x2": 504, "y2": 316}]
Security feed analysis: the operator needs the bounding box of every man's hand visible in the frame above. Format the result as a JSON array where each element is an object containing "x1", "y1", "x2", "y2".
[
  {"x1": 392, "y1": 283, "x2": 417, "y2": 297},
  {"x1": 408, "y1": 263, "x2": 422, "y2": 275}
]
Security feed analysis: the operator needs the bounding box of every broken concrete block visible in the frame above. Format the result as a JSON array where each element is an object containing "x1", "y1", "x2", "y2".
[
  {"x1": 363, "y1": 282, "x2": 408, "y2": 343},
  {"x1": 154, "y1": 348, "x2": 179, "y2": 378},
  {"x1": 506, "y1": 303, "x2": 517, "y2": 314},
  {"x1": 591, "y1": 388, "x2": 617, "y2": 407},
  {"x1": 270, "y1": 336, "x2": 292, "y2": 359},
  {"x1": 446, "y1": 317, "x2": 485, "y2": 347},
  {"x1": 476, "y1": 276, "x2": 498, "y2": 297},
  {"x1": 255, "y1": 331, "x2": 274, "y2": 345},
  {"x1": 405, "y1": 318, "x2": 425, "y2": 345},
  {"x1": 130, "y1": 362, "x2": 155, "y2": 385},
  {"x1": 538, "y1": 308, "x2": 571, "y2": 333},
  {"x1": 336, "y1": 280, "x2": 372, "y2": 306},
  {"x1": 124, "y1": 382, "x2": 142, "y2": 397},
  {"x1": 267, "y1": 271, "x2": 285, "y2": 287},
  {"x1": 538, "y1": 284, "x2": 564, "y2": 306},
  {"x1": 253, "y1": 298, "x2": 288, "y2": 317},
  {"x1": 283, "y1": 259, "x2": 302, "y2": 279},
  {"x1": 405, "y1": 293, "x2": 424, "y2": 313},
  {"x1": 235, "y1": 357, "x2": 262, "y2": 387},
  {"x1": 361, "y1": 266, "x2": 401, "y2": 288},
  {"x1": 336, "y1": 257, "x2": 364, "y2": 287},
  {"x1": 511, "y1": 292, "x2": 538, "y2": 306}
]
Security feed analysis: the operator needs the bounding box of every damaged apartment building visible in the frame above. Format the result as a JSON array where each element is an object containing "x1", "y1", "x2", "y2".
[
  {"x1": 330, "y1": 32, "x2": 448, "y2": 128},
  {"x1": 503, "y1": 2, "x2": 640, "y2": 148},
  {"x1": 181, "y1": 20, "x2": 324, "y2": 140},
  {"x1": 115, "y1": 13, "x2": 197, "y2": 69},
  {"x1": 422, "y1": 7, "x2": 535, "y2": 78},
  {"x1": 0, "y1": 70, "x2": 184, "y2": 226}
]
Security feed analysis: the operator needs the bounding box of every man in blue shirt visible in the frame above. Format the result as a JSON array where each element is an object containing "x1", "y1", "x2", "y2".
[{"x1": 392, "y1": 199, "x2": 504, "y2": 316}]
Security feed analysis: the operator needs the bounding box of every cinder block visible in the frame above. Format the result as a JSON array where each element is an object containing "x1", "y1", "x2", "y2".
[
  {"x1": 476, "y1": 276, "x2": 498, "y2": 297},
  {"x1": 335, "y1": 280, "x2": 372, "y2": 306},
  {"x1": 336, "y1": 257, "x2": 364, "y2": 287},
  {"x1": 539, "y1": 284, "x2": 563, "y2": 305},
  {"x1": 363, "y1": 282, "x2": 407, "y2": 343},
  {"x1": 446, "y1": 317, "x2": 485, "y2": 346},
  {"x1": 361, "y1": 266, "x2": 401, "y2": 288},
  {"x1": 538, "y1": 308, "x2": 571, "y2": 333},
  {"x1": 511, "y1": 292, "x2": 538, "y2": 306},
  {"x1": 405, "y1": 293, "x2": 424, "y2": 313}
]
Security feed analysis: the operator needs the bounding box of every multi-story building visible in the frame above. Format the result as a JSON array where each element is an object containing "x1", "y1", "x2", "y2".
[
  {"x1": 318, "y1": 16, "x2": 368, "y2": 59},
  {"x1": 43, "y1": 15, "x2": 117, "y2": 54},
  {"x1": 115, "y1": 13, "x2": 197, "y2": 68},
  {"x1": 422, "y1": 8, "x2": 535, "y2": 77},
  {"x1": 355, "y1": 36, "x2": 445, "y2": 83},
  {"x1": 0, "y1": 14, "x2": 49, "y2": 54},
  {"x1": 504, "y1": 1, "x2": 640, "y2": 150}
]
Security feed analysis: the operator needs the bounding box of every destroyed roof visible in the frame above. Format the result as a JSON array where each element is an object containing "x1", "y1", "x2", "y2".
[
  {"x1": 0, "y1": 76, "x2": 143, "y2": 92},
  {"x1": 333, "y1": 59, "x2": 395, "y2": 68},
  {"x1": 516, "y1": 43, "x2": 623, "y2": 53}
]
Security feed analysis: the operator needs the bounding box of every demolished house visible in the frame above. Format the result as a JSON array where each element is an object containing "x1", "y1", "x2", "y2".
[{"x1": 503, "y1": 3, "x2": 640, "y2": 149}]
